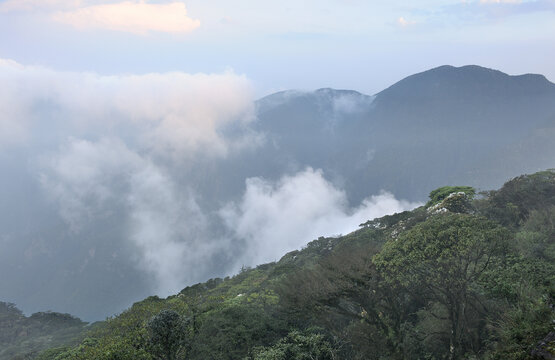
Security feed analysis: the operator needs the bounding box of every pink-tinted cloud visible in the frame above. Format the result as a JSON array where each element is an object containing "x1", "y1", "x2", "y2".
[
  {"x1": 52, "y1": 1, "x2": 200, "y2": 34},
  {"x1": 397, "y1": 16, "x2": 416, "y2": 27}
]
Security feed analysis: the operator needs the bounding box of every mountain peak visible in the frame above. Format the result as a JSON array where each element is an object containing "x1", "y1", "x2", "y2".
[
  {"x1": 256, "y1": 87, "x2": 373, "y2": 114},
  {"x1": 375, "y1": 64, "x2": 555, "y2": 103}
]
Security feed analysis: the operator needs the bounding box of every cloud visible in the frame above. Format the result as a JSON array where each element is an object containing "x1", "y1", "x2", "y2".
[
  {"x1": 0, "y1": 58, "x2": 260, "y2": 295},
  {"x1": 39, "y1": 137, "x2": 142, "y2": 230},
  {"x1": 52, "y1": 1, "x2": 200, "y2": 34},
  {"x1": 332, "y1": 93, "x2": 374, "y2": 114},
  {"x1": 39, "y1": 137, "x2": 224, "y2": 295},
  {"x1": 397, "y1": 16, "x2": 416, "y2": 27},
  {"x1": 220, "y1": 168, "x2": 421, "y2": 268},
  {"x1": 40, "y1": 143, "x2": 420, "y2": 297},
  {"x1": 0, "y1": 59, "x2": 256, "y2": 158},
  {"x1": 0, "y1": 61, "x2": 32, "y2": 146},
  {"x1": 1, "y1": 57, "x2": 420, "y2": 308},
  {"x1": 124, "y1": 154, "x2": 216, "y2": 295}
]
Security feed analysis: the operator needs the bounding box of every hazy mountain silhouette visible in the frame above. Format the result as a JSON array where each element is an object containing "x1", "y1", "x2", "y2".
[{"x1": 248, "y1": 65, "x2": 555, "y2": 202}]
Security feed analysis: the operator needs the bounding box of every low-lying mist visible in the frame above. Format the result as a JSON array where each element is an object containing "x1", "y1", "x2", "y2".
[{"x1": 0, "y1": 59, "x2": 417, "y2": 320}]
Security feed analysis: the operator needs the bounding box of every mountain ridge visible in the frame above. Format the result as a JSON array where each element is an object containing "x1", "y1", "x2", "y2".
[
  {"x1": 376, "y1": 65, "x2": 555, "y2": 100},
  {"x1": 17, "y1": 169, "x2": 555, "y2": 360},
  {"x1": 258, "y1": 65, "x2": 555, "y2": 105}
]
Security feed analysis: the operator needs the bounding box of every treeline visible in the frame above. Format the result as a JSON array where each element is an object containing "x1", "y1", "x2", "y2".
[{"x1": 27, "y1": 170, "x2": 555, "y2": 359}]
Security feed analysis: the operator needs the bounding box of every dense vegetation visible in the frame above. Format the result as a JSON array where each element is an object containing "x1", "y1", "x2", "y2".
[
  {"x1": 0, "y1": 302, "x2": 89, "y2": 360},
  {"x1": 7, "y1": 170, "x2": 555, "y2": 359}
]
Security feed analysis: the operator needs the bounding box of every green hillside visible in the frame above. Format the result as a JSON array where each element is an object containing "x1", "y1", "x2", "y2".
[
  {"x1": 0, "y1": 303, "x2": 89, "y2": 360},
  {"x1": 21, "y1": 170, "x2": 555, "y2": 359}
]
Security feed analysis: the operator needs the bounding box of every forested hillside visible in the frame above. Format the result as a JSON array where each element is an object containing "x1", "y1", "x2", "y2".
[
  {"x1": 0, "y1": 303, "x2": 88, "y2": 360},
  {"x1": 21, "y1": 170, "x2": 555, "y2": 359}
]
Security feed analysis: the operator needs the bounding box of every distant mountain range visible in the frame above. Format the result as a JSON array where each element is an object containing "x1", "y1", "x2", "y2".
[
  {"x1": 1, "y1": 65, "x2": 554, "y2": 322},
  {"x1": 244, "y1": 65, "x2": 555, "y2": 203}
]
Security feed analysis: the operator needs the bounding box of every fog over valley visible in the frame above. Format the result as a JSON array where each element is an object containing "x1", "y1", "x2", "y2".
[
  {"x1": 1, "y1": 59, "x2": 554, "y2": 321},
  {"x1": 0, "y1": 60, "x2": 422, "y2": 320}
]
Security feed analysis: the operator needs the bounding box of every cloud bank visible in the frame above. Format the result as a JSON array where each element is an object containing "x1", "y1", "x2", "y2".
[
  {"x1": 221, "y1": 168, "x2": 421, "y2": 269},
  {"x1": 1, "y1": 58, "x2": 419, "y2": 302},
  {"x1": 0, "y1": 1, "x2": 200, "y2": 35},
  {"x1": 1, "y1": 58, "x2": 256, "y2": 294},
  {"x1": 0, "y1": 59, "x2": 255, "y2": 157}
]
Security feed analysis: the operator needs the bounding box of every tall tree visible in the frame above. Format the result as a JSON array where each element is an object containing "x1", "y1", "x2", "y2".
[
  {"x1": 147, "y1": 310, "x2": 189, "y2": 360},
  {"x1": 374, "y1": 214, "x2": 510, "y2": 359}
]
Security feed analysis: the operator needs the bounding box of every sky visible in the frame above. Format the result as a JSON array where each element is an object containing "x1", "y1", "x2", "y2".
[{"x1": 1, "y1": 0, "x2": 554, "y2": 96}]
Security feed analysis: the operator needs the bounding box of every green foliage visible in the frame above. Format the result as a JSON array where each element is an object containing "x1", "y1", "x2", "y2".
[
  {"x1": 33, "y1": 346, "x2": 72, "y2": 360},
  {"x1": 251, "y1": 329, "x2": 337, "y2": 360},
  {"x1": 375, "y1": 214, "x2": 509, "y2": 288},
  {"x1": 190, "y1": 304, "x2": 285, "y2": 359},
  {"x1": 0, "y1": 303, "x2": 88, "y2": 360},
  {"x1": 30, "y1": 170, "x2": 555, "y2": 360},
  {"x1": 374, "y1": 214, "x2": 511, "y2": 359},
  {"x1": 478, "y1": 169, "x2": 555, "y2": 226},
  {"x1": 51, "y1": 336, "x2": 152, "y2": 360},
  {"x1": 147, "y1": 310, "x2": 189, "y2": 360},
  {"x1": 427, "y1": 186, "x2": 476, "y2": 207},
  {"x1": 515, "y1": 206, "x2": 555, "y2": 261}
]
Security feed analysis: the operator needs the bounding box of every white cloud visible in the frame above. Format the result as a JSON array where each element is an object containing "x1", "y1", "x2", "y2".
[
  {"x1": 0, "y1": 58, "x2": 263, "y2": 297},
  {"x1": 397, "y1": 16, "x2": 416, "y2": 27},
  {"x1": 126, "y1": 159, "x2": 214, "y2": 295},
  {"x1": 52, "y1": 1, "x2": 200, "y2": 34},
  {"x1": 221, "y1": 168, "x2": 421, "y2": 268},
  {"x1": 0, "y1": 59, "x2": 256, "y2": 158},
  {"x1": 1, "y1": 58, "x2": 420, "y2": 302},
  {"x1": 332, "y1": 92, "x2": 374, "y2": 114},
  {"x1": 39, "y1": 137, "x2": 143, "y2": 229},
  {"x1": 41, "y1": 143, "x2": 420, "y2": 297},
  {"x1": 40, "y1": 137, "x2": 221, "y2": 295},
  {"x1": 0, "y1": 69, "x2": 30, "y2": 145}
]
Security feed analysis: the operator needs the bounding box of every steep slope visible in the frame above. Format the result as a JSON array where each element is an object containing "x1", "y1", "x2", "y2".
[{"x1": 33, "y1": 170, "x2": 555, "y2": 360}]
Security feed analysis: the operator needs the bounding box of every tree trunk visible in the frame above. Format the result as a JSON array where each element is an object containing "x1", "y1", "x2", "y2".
[{"x1": 449, "y1": 302, "x2": 458, "y2": 360}]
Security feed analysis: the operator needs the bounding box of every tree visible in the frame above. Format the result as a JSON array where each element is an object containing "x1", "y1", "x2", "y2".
[
  {"x1": 147, "y1": 310, "x2": 189, "y2": 360},
  {"x1": 251, "y1": 330, "x2": 337, "y2": 360},
  {"x1": 426, "y1": 186, "x2": 475, "y2": 207},
  {"x1": 190, "y1": 304, "x2": 284, "y2": 360},
  {"x1": 373, "y1": 213, "x2": 510, "y2": 359}
]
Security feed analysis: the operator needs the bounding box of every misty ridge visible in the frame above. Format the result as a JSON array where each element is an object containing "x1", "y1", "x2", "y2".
[{"x1": 1, "y1": 61, "x2": 555, "y2": 322}]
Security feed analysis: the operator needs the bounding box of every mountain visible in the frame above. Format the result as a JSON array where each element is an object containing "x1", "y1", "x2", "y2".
[
  {"x1": 368, "y1": 65, "x2": 555, "y2": 197},
  {"x1": 0, "y1": 302, "x2": 88, "y2": 360},
  {"x1": 247, "y1": 65, "x2": 555, "y2": 202},
  {"x1": 2, "y1": 65, "x2": 555, "y2": 322},
  {"x1": 26, "y1": 169, "x2": 555, "y2": 360}
]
